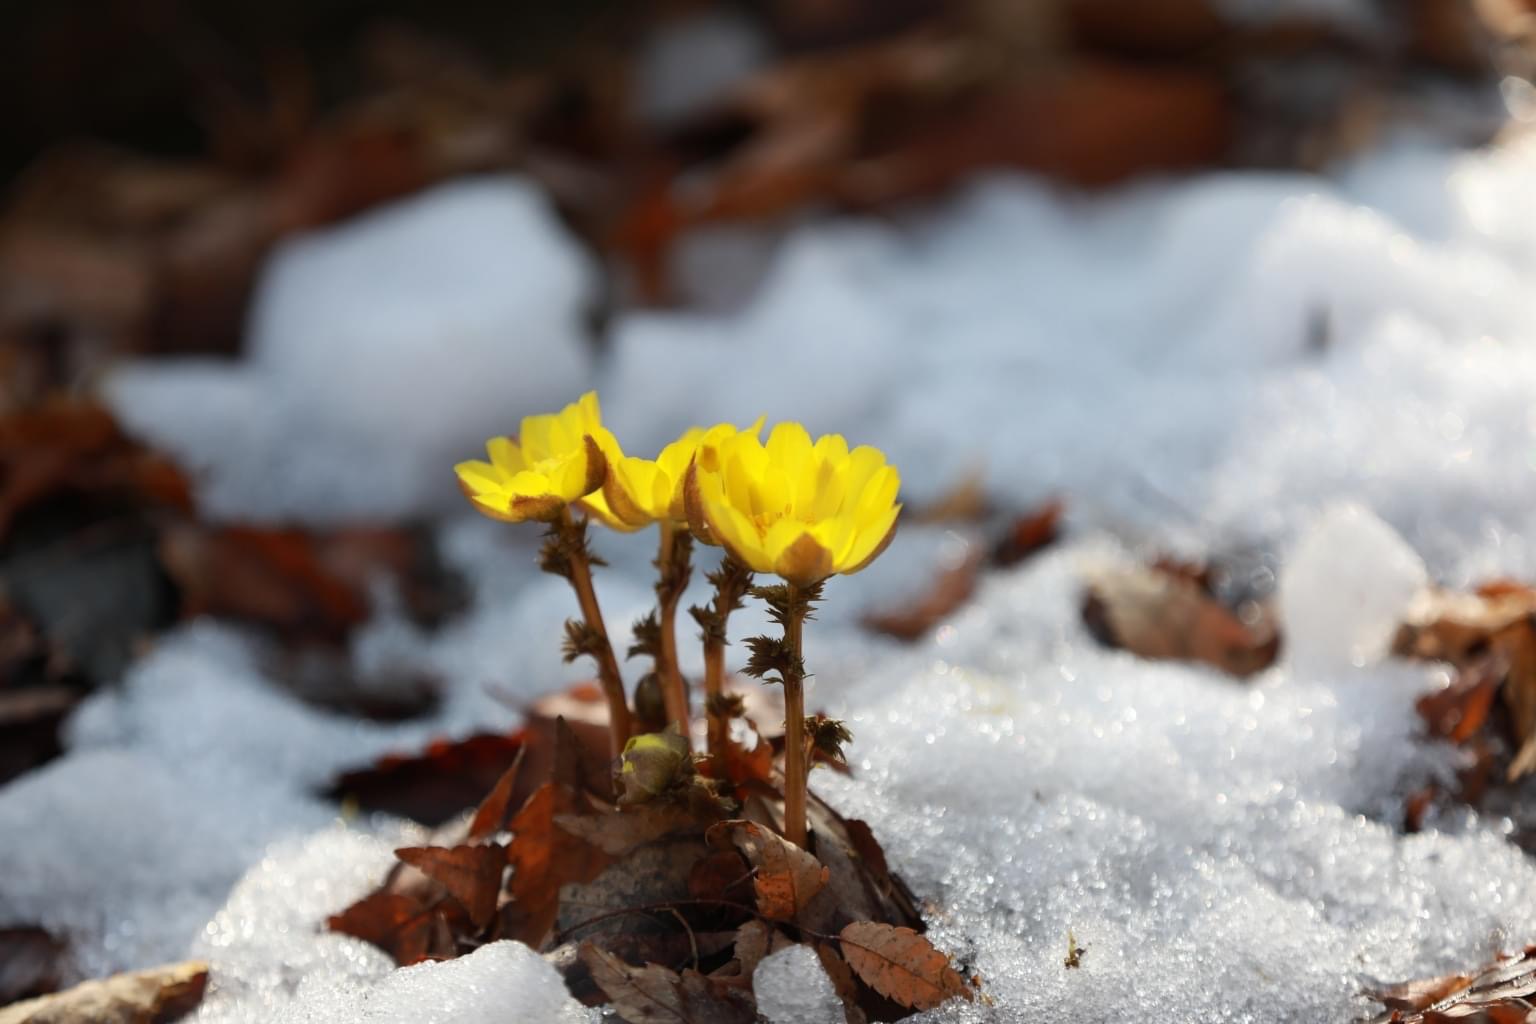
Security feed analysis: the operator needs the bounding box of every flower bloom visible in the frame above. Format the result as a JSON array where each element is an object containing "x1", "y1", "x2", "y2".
[
  {"x1": 454, "y1": 391, "x2": 611, "y2": 522},
  {"x1": 687, "y1": 422, "x2": 901, "y2": 586},
  {"x1": 583, "y1": 420, "x2": 760, "y2": 532}
]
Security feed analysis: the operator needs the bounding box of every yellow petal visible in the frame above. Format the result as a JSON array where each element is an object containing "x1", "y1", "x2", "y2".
[
  {"x1": 580, "y1": 489, "x2": 645, "y2": 532},
  {"x1": 841, "y1": 504, "x2": 901, "y2": 573},
  {"x1": 487, "y1": 436, "x2": 524, "y2": 476},
  {"x1": 455, "y1": 459, "x2": 502, "y2": 495}
]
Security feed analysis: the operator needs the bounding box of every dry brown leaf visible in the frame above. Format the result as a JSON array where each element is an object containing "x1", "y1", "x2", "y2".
[
  {"x1": 705, "y1": 820, "x2": 829, "y2": 922},
  {"x1": 579, "y1": 943, "x2": 757, "y2": 1023},
  {"x1": 327, "y1": 731, "x2": 526, "y2": 827},
  {"x1": 1082, "y1": 562, "x2": 1279, "y2": 677},
  {"x1": 158, "y1": 525, "x2": 370, "y2": 644},
  {"x1": 466, "y1": 747, "x2": 526, "y2": 840},
  {"x1": 393, "y1": 843, "x2": 506, "y2": 929},
  {"x1": 993, "y1": 500, "x2": 1064, "y2": 567},
  {"x1": 554, "y1": 802, "x2": 710, "y2": 857},
  {"x1": 837, "y1": 921, "x2": 974, "y2": 1011},
  {"x1": 861, "y1": 546, "x2": 981, "y2": 642},
  {"x1": 1396, "y1": 583, "x2": 1536, "y2": 779},
  {"x1": 688, "y1": 849, "x2": 755, "y2": 908},
  {"x1": 1363, "y1": 946, "x2": 1536, "y2": 1023},
  {"x1": 326, "y1": 890, "x2": 454, "y2": 966},
  {"x1": 0, "y1": 958, "x2": 207, "y2": 1024},
  {"x1": 1367, "y1": 970, "x2": 1476, "y2": 1012},
  {"x1": 725, "y1": 920, "x2": 793, "y2": 980},
  {"x1": 1416, "y1": 656, "x2": 1504, "y2": 745},
  {"x1": 504, "y1": 782, "x2": 613, "y2": 948}
]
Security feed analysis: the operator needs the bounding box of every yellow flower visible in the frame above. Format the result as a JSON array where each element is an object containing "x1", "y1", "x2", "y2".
[
  {"x1": 687, "y1": 422, "x2": 901, "y2": 586},
  {"x1": 583, "y1": 420, "x2": 761, "y2": 532},
  {"x1": 454, "y1": 391, "x2": 610, "y2": 522}
]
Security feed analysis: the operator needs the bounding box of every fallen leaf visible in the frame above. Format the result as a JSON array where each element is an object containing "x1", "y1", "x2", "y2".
[
  {"x1": 861, "y1": 545, "x2": 981, "y2": 642},
  {"x1": 724, "y1": 919, "x2": 792, "y2": 979},
  {"x1": 621, "y1": 36, "x2": 1230, "y2": 300},
  {"x1": 0, "y1": 958, "x2": 207, "y2": 1024},
  {"x1": 706, "y1": 820, "x2": 829, "y2": 921},
  {"x1": 1396, "y1": 583, "x2": 1536, "y2": 779},
  {"x1": 837, "y1": 922, "x2": 974, "y2": 1011},
  {"x1": 326, "y1": 731, "x2": 525, "y2": 826},
  {"x1": 1366, "y1": 970, "x2": 1475, "y2": 1012},
  {"x1": 504, "y1": 782, "x2": 613, "y2": 948},
  {"x1": 554, "y1": 802, "x2": 713, "y2": 857},
  {"x1": 0, "y1": 401, "x2": 191, "y2": 542},
  {"x1": 0, "y1": 926, "x2": 64, "y2": 1005},
  {"x1": 158, "y1": 525, "x2": 368, "y2": 644},
  {"x1": 1362, "y1": 946, "x2": 1536, "y2": 1023},
  {"x1": 579, "y1": 943, "x2": 757, "y2": 1023},
  {"x1": 467, "y1": 747, "x2": 527, "y2": 840},
  {"x1": 993, "y1": 500, "x2": 1064, "y2": 567},
  {"x1": 326, "y1": 890, "x2": 455, "y2": 966},
  {"x1": 688, "y1": 849, "x2": 755, "y2": 906},
  {"x1": 705, "y1": 716, "x2": 776, "y2": 794},
  {"x1": 1082, "y1": 561, "x2": 1279, "y2": 676},
  {"x1": 394, "y1": 843, "x2": 506, "y2": 929},
  {"x1": 1416, "y1": 655, "x2": 1504, "y2": 744}
]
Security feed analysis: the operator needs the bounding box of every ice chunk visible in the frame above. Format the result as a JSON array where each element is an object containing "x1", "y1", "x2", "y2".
[
  {"x1": 1278, "y1": 504, "x2": 1428, "y2": 672},
  {"x1": 753, "y1": 945, "x2": 843, "y2": 1024},
  {"x1": 108, "y1": 176, "x2": 595, "y2": 522}
]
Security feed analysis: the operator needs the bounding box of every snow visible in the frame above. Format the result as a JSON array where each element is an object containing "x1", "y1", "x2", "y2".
[
  {"x1": 754, "y1": 945, "x2": 843, "y2": 1024},
  {"x1": 633, "y1": 9, "x2": 768, "y2": 126},
  {"x1": 104, "y1": 176, "x2": 595, "y2": 522},
  {"x1": 12, "y1": 131, "x2": 1536, "y2": 1021}
]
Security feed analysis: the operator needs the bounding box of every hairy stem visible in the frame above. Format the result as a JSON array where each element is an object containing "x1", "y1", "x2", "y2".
[
  {"x1": 559, "y1": 507, "x2": 631, "y2": 756},
  {"x1": 696, "y1": 557, "x2": 751, "y2": 761},
  {"x1": 782, "y1": 584, "x2": 810, "y2": 849},
  {"x1": 656, "y1": 522, "x2": 691, "y2": 747},
  {"x1": 703, "y1": 641, "x2": 728, "y2": 757}
]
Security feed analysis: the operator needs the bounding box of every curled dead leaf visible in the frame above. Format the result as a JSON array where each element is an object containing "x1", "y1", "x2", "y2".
[
  {"x1": 326, "y1": 890, "x2": 455, "y2": 966},
  {"x1": 393, "y1": 843, "x2": 506, "y2": 930},
  {"x1": 466, "y1": 747, "x2": 526, "y2": 840},
  {"x1": 578, "y1": 943, "x2": 757, "y2": 1023},
  {"x1": 505, "y1": 782, "x2": 613, "y2": 949},
  {"x1": 1082, "y1": 561, "x2": 1279, "y2": 677},
  {"x1": 837, "y1": 921, "x2": 974, "y2": 1011},
  {"x1": 705, "y1": 820, "x2": 829, "y2": 922},
  {"x1": 1363, "y1": 945, "x2": 1536, "y2": 1023},
  {"x1": 993, "y1": 500, "x2": 1063, "y2": 567},
  {"x1": 1396, "y1": 582, "x2": 1536, "y2": 780},
  {"x1": 554, "y1": 802, "x2": 713, "y2": 857},
  {"x1": 861, "y1": 545, "x2": 981, "y2": 642}
]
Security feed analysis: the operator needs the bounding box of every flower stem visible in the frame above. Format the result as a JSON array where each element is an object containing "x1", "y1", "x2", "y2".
[
  {"x1": 781, "y1": 583, "x2": 810, "y2": 849},
  {"x1": 656, "y1": 522, "x2": 692, "y2": 747},
  {"x1": 703, "y1": 641, "x2": 728, "y2": 757},
  {"x1": 558, "y1": 507, "x2": 631, "y2": 757},
  {"x1": 693, "y1": 556, "x2": 752, "y2": 762}
]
